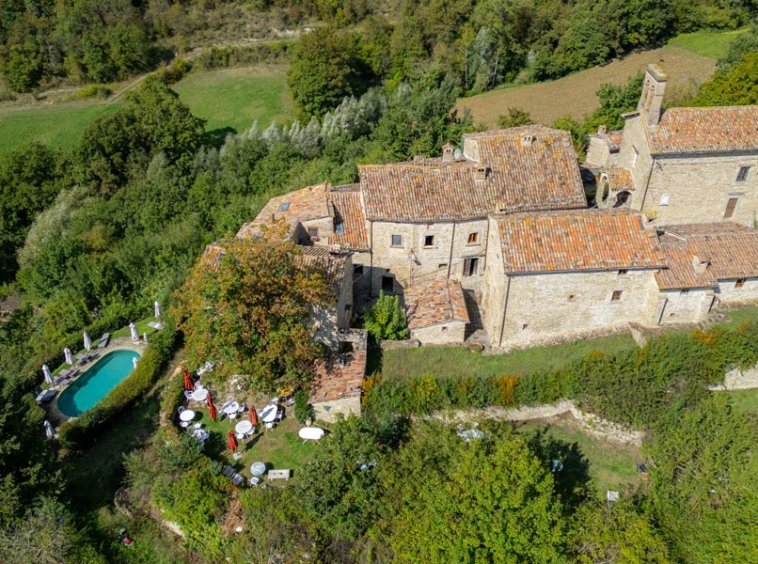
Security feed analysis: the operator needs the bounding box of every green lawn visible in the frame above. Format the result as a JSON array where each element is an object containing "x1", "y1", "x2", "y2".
[
  {"x1": 515, "y1": 420, "x2": 642, "y2": 497},
  {"x1": 380, "y1": 333, "x2": 637, "y2": 380},
  {"x1": 727, "y1": 388, "x2": 758, "y2": 416},
  {"x1": 0, "y1": 103, "x2": 122, "y2": 155},
  {"x1": 720, "y1": 305, "x2": 758, "y2": 329},
  {"x1": 172, "y1": 65, "x2": 295, "y2": 136},
  {"x1": 668, "y1": 27, "x2": 750, "y2": 59}
]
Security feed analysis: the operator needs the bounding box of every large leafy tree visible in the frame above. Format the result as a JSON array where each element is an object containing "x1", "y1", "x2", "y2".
[
  {"x1": 173, "y1": 230, "x2": 329, "y2": 391},
  {"x1": 692, "y1": 52, "x2": 758, "y2": 107}
]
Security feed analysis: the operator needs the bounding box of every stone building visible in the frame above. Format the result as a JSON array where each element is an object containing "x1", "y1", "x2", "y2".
[
  {"x1": 404, "y1": 278, "x2": 469, "y2": 345},
  {"x1": 588, "y1": 64, "x2": 758, "y2": 226}
]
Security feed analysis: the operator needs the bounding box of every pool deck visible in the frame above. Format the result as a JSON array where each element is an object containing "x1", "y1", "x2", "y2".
[{"x1": 44, "y1": 336, "x2": 145, "y2": 425}]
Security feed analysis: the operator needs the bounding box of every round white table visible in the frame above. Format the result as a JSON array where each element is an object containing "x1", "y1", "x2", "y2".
[
  {"x1": 251, "y1": 461, "x2": 266, "y2": 477},
  {"x1": 223, "y1": 401, "x2": 240, "y2": 415},
  {"x1": 179, "y1": 409, "x2": 196, "y2": 422},
  {"x1": 299, "y1": 427, "x2": 325, "y2": 442},
  {"x1": 191, "y1": 388, "x2": 209, "y2": 402},
  {"x1": 261, "y1": 404, "x2": 278, "y2": 423},
  {"x1": 235, "y1": 420, "x2": 253, "y2": 435}
]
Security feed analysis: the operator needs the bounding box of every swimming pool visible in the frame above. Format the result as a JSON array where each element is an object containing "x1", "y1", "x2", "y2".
[{"x1": 57, "y1": 349, "x2": 141, "y2": 417}]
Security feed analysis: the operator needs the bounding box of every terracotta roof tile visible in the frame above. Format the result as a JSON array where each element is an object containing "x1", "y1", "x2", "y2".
[
  {"x1": 404, "y1": 278, "x2": 469, "y2": 330},
  {"x1": 589, "y1": 129, "x2": 623, "y2": 152},
  {"x1": 495, "y1": 210, "x2": 666, "y2": 273},
  {"x1": 327, "y1": 185, "x2": 369, "y2": 250},
  {"x1": 296, "y1": 247, "x2": 346, "y2": 299},
  {"x1": 646, "y1": 107, "x2": 758, "y2": 154},
  {"x1": 602, "y1": 168, "x2": 634, "y2": 192},
  {"x1": 312, "y1": 349, "x2": 367, "y2": 403},
  {"x1": 360, "y1": 126, "x2": 586, "y2": 222},
  {"x1": 656, "y1": 223, "x2": 758, "y2": 289}
]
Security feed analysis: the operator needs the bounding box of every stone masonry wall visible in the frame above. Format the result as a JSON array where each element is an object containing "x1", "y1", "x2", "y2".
[
  {"x1": 716, "y1": 277, "x2": 758, "y2": 304},
  {"x1": 617, "y1": 116, "x2": 654, "y2": 211},
  {"x1": 481, "y1": 219, "x2": 507, "y2": 345},
  {"x1": 658, "y1": 288, "x2": 715, "y2": 325},
  {"x1": 411, "y1": 321, "x2": 467, "y2": 345}
]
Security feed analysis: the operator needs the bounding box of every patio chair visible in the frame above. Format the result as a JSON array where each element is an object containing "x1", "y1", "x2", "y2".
[
  {"x1": 184, "y1": 390, "x2": 194, "y2": 401},
  {"x1": 179, "y1": 421, "x2": 190, "y2": 428},
  {"x1": 275, "y1": 407, "x2": 285, "y2": 422},
  {"x1": 228, "y1": 412, "x2": 238, "y2": 421},
  {"x1": 265, "y1": 422, "x2": 275, "y2": 432},
  {"x1": 235, "y1": 433, "x2": 244, "y2": 440},
  {"x1": 178, "y1": 406, "x2": 185, "y2": 414},
  {"x1": 237, "y1": 403, "x2": 246, "y2": 413},
  {"x1": 232, "y1": 473, "x2": 244, "y2": 486},
  {"x1": 249, "y1": 477, "x2": 260, "y2": 487}
]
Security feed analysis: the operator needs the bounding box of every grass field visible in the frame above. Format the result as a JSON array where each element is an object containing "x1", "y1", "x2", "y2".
[
  {"x1": 727, "y1": 388, "x2": 758, "y2": 416},
  {"x1": 380, "y1": 332, "x2": 637, "y2": 380},
  {"x1": 457, "y1": 46, "x2": 716, "y2": 127},
  {"x1": 668, "y1": 27, "x2": 750, "y2": 59},
  {"x1": 172, "y1": 64, "x2": 294, "y2": 135},
  {"x1": 515, "y1": 417, "x2": 643, "y2": 496},
  {"x1": 0, "y1": 103, "x2": 122, "y2": 155}
]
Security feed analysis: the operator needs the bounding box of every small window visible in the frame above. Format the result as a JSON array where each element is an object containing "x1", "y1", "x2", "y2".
[
  {"x1": 468, "y1": 232, "x2": 479, "y2": 244},
  {"x1": 381, "y1": 276, "x2": 394, "y2": 293},
  {"x1": 680, "y1": 289, "x2": 689, "y2": 295},
  {"x1": 669, "y1": 312, "x2": 676, "y2": 318},
  {"x1": 736, "y1": 278, "x2": 746, "y2": 288},
  {"x1": 441, "y1": 326, "x2": 448, "y2": 332},
  {"x1": 660, "y1": 194, "x2": 670, "y2": 206},
  {"x1": 568, "y1": 294, "x2": 576, "y2": 302},
  {"x1": 424, "y1": 235, "x2": 435, "y2": 247},
  {"x1": 611, "y1": 290, "x2": 623, "y2": 302},
  {"x1": 521, "y1": 324, "x2": 528, "y2": 330},
  {"x1": 737, "y1": 166, "x2": 751, "y2": 182},
  {"x1": 725, "y1": 197, "x2": 739, "y2": 219},
  {"x1": 391, "y1": 234, "x2": 402, "y2": 247},
  {"x1": 335, "y1": 223, "x2": 345, "y2": 234},
  {"x1": 463, "y1": 258, "x2": 479, "y2": 277},
  {"x1": 277, "y1": 202, "x2": 290, "y2": 212},
  {"x1": 618, "y1": 269, "x2": 628, "y2": 277},
  {"x1": 438, "y1": 263, "x2": 448, "y2": 269}
]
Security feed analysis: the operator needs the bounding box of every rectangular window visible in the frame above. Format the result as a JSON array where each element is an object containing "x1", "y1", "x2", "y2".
[
  {"x1": 618, "y1": 269, "x2": 628, "y2": 277},
  {"x1": 725, "y1": 197, "x2": 739, "y2": 219},
  {"x1": 660, "y1": 194, "x2": 670, "y2": 206},
  {"x1": 467, "y1": 232, "x2": 479, "y2": 244},
  {"x1": 680, "y1": 289, "x2": 689, "y2": 295},
  {"x1": 463, "y1": 257, "x2": 479, "y2": 277},
  {"x1": 611, "y1": 290, "x2": 623, "y2": 302},
  {"x1": 424, "y1": 235, "x2": 435, "y2": 247},
  {"x1": 335, "y1": 223, "x2": 345, "y2": 234},
  {"x1": 391, "y1": 234, "x2": 402, "y2": 247},
  {"x1": 438, "y1": 263, "x2": 448, "y2": 269},
  {"x1": 737, "y1": 166, "x2": 751, "y2": 182},
  {"x1": 736, "y1": 278, "x2": 746, "y2": 288},
  {"x1": 381, "y1": 276, "x2": 394, "y2": 293}
]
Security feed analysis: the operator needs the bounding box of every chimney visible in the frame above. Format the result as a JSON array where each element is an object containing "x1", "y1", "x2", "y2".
[
  {"x1": 638, "y1": 64, "x2": 667, "y2": 126},
  {"x1": 521, "y1": 134, "x2": 534, "y2": 148},
  {"x1": 691, "y1": 255, "x2": 709, "y2": 274},
  {"x1": 475, "y1": 166, "x2": 490, "y2": 182},
  {"x1": 598, "y1": 125, "x2": 607, "y2": 135},
  {"x1": 442, "y1": 143, "x2": 455, "y2": 163}
]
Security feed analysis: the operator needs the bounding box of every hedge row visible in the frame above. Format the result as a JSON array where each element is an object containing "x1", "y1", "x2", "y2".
[
  {"x1": 196, "y1": 42, "x2": 293, "y2": 70},
  {"x1": 363, "y1": 321, "x2": 758, "y2": 430},
  {"x1": 58, "y1": 319, "x2": 177, "y2": 449}
]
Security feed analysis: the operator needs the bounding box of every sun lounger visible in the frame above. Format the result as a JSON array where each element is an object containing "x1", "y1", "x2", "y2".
[
  {"x1": 97, "y1": 333, "x2": 110, "y2": 349},
  {"x1": 35, "y1": 389, "x2": 57, "y2": 404},
  {"x1": 222, "y1": 465, "x2": 235, "y2": 477},
  {"x1": 232, "y1": 473, "x2": 244, "y2": 486}
]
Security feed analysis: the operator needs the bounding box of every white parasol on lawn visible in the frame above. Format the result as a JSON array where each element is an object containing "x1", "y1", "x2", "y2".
[
  {"x1": 154, "y1": 300, "x2": 161, "y2": 319},
  {"x1": 83, "y1": 332, "x2": 92, "y2": 352},
  {"x1": 64, "y1": 348, "x2": 74, "y2": 366},
  {"x1": 129, "y1": 323, "x2": 139, "y2": 342},
  {"x1": 43, "y1": 420, "x2": 54, "y2": 439},
  {"x1": 42, "y1": 364, "x2": 53, "y2": 384}
]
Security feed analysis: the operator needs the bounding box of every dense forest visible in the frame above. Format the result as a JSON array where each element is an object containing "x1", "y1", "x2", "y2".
[
  {"x1": 2, "y1": 0, "x2": 758, "y2": 95},
  {"x1": 2, "y1": 2, "x2": 758, "y2": 559}
]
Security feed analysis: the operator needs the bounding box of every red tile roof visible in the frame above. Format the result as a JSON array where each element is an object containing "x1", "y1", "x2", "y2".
[
  {"x1": 296, "y1": 247, "x2": 347, "y2": 299},
  {"x1": 311, "y1": 349, "x2": 367, "y2": 403},
  {"x1": 645, "y1": 106, "x2": 758, "y2": 155},
  {"x1": 360, "y1": 126, "x2": 586, "y2": 222},
  {"x1": 327, "y1": 186, "x2": 369, "y2": 250},
  {"x1": 589, "y1": 129, "x2": 623, "y2": 152},
  {"x1": 602, "y1": 168, "x2": 634, "y2": 191},
  {"x1": 495, "y1": 210, "x2": 666, "y2": 273},
  {"x1": 404, "y1": 278, "x2": 469, "y2": 330},
  {"x1": 656, "y1": 223, "x2": 758, "y2": 289}
]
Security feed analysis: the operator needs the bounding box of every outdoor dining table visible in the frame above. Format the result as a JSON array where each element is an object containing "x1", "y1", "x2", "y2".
[
  {"x1": 261, "y1": 404, "x2": 278, "y2": 423},
  {"x1": 299, "y1": 427, "x2": 325, "y2": 442},
  {"x1": 179, "y1": 409, "x2": 196, "y2": 422},
  {"x1": 191, "y1": 388, "x2": 209, "y2": 403},
  {"x1": 235, "y1": 420, "x2": 253, "y2": 436},
  {"x1": 250, "y1": 461, "x2": 266, "y2": 477},
  {"x1": 223, "y1": 401, "x2": 240, "y2": 415}
]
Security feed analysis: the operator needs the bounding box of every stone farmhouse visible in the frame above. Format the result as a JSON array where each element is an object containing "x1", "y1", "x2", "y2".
[
  {"x1": 233, "y1": 83, "x2": 758, "y2": 352},
  {"x1": 588, "y1": 64, "x2": 758, "y2": 227}
]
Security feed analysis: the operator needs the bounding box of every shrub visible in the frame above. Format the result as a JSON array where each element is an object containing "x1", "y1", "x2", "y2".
[
  {"x1": 77, "y1": 84, "x2": 112, "y2": 99},
  {"x1": 293, "y1": 389, "x2": 314, "y2": 423},
  {"x1": 364, "y1": 291, "x2": 409, "y2": 342}
]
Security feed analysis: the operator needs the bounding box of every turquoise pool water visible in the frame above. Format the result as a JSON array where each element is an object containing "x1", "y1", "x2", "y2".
[{"x1": 57, "y1": 350, "x2": 141, "y2": 417}]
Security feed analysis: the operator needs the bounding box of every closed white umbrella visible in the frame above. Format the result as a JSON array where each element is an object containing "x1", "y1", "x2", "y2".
[
  {"x1": 42, "y1": 364, "x2": 53, "y2": 384},
  {"x1": 83, "y1": 332, "x2": 92, "y2": 352},
  {"x1": 43, "y1": 420, "x2": 54, "y2": 439},
  {"x1": 154, "y1": 300, "x2": 161, "y2": 319},
  {"x1": 132, "y1": 357, "x2": 138, "y2": 369},
  {"x1": 129, "y1": 322, "x2": 139, "y2": 342},
  {"x1": 64, "y1": 348, "x2": 74, "y2": 366},
  {"x1": 143, "y1": 332, "x2": 148, "y2": 344}
]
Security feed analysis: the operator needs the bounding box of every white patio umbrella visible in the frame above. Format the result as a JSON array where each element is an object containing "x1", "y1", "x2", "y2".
[
  {"x1": 129, "y1": 322, "x2": 139, "y2": 342},
  {"x1": 83, "y1": 332, "x2": 92, "y2": 352},
  {"x1": 132, "y1": 357, "x2": 138, "y2": 369},
  {"x1": 154, "y1": 300, "x2": 161, "y2": 319},
  {"x1": 64, "y1": 347, "x2": 74, "y2": 366},
  {"x1": 43, "y1": 420, "x2": 54, "y2": 439},
  {"x1": 42, "y1": 364, "x2": 53, "y2": 384},
  {"x1": 143, "y1": 332, "x2": 148, "y2": 344}
]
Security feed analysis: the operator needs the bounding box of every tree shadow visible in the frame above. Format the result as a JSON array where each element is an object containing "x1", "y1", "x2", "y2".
[
  {"x1": 523, "y1": 427, "x2": 593, "y2": 512},
  {"x1": 204, "y1": 126, "x2": 237, "y2": 149}
]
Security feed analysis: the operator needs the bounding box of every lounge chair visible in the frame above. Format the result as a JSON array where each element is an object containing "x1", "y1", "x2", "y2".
[
  {"x1": 232, "y1": 473, "x2": 244, "y2": 486},
  {"x1": 222, "y1": 465, "x2": 235, "y2": 477}
]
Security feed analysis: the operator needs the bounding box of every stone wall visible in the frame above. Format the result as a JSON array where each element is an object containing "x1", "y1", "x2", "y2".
[
  {"x1": 717, "y1": 277, "x2": 758, "y2": 304},
  {"x1": 481, "y1": 220, "x2": 507, "y2": 346},
  {"x1": 313, "y1": 396, "x2": 361, "y2": 423},
  {"x1": 586, "y1": 137, "x2": 613, "y2": 168},
  {"x1": 657, "y1": 288, "x2": 716, "y2": 325},
  {"x1": 411, "y1": 321, "x2": 467, "y2": 345},
  {"x1": 617, "y1": 116, "x2": 655, "y2": 212},
  {"x1": 310, "y1": 255, "x2": 353, "y2": 350}
]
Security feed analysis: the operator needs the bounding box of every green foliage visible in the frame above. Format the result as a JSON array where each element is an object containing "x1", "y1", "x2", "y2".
[
  {"x1": 693, "y1": 51, "x2": 758, "y2": 106},
  {"x1": 293, "y1": 389, "x2": 314, "y2": 423},
  {"x1": 586, "y1": 73, "x2": 645, "y2": 132},
  {"x1": 363, "y1": 291, "x2": 409, "y2": 342},
  {"x1": 287, "y1": 27, "x2": 377, "y2": 118},
  {"x1": 0, "y1": 496, "x2": 74, "y2": 564},
  {"x1": 77, "y1": 84, "x2": 112, "y2": 99},
  {"x1": 197, "y1": 43, "x2": 293, "y2": 70},
  {"x1": 497, "y1": 107, "x2": 535, "y2": 129},
  {"x1": 717, "y1": 25, "x2": 758, "y2": 69}
]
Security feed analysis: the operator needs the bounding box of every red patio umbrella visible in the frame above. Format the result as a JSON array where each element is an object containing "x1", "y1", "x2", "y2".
[
  {"x1": 227, "y1": 430, "x2": 238, "y2": 452},
  {"x1": 208, "y1": 402, "x2": 218, "y2": 422},
  {"x1": 183, "y1": 368, "x2": 193, "y2": 391},
  {"x1": 249, "y1": 406, "x2": 258, "y2": 426}
]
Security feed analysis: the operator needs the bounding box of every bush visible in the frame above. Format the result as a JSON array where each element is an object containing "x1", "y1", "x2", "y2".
[
  {"x1": 363, "y1": 291, "x2": 409, "y2": 342},
  {"x1": 293, "y1": 389, "x2": 314, "y2": 423},
  {"x1": 77, "y1": 85, "x2": 112, "y2": 99},
  {"x1": 58, "y1": 319, "x2": 177, "y2": 449}
]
